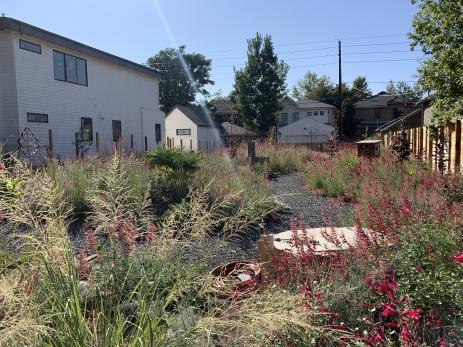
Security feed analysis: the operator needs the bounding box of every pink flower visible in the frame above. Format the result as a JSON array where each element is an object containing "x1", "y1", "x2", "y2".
[
  {"x1": 403, "y1": 308, "x2": 423, "y2": 323},
  {"x1": 373, "y1": 330, "x2": 384, "y2": 343},
  {"x1": 381, "y1": 302, "x2": 396, "y2": 318},
  {"x1": 401, "y1": 326, "x2": 409, "y2": 341},
  {"x1": 451, "y1": 250, "x2": 463, "y2": 267}
]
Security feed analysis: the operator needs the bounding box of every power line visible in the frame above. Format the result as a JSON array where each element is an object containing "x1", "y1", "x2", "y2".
[
  {"x1": 208, "y1": 41, "x2": 412, "y2": 61},
  {"x1": 210, "y1": 58, "x2": 421, "y2": 76},
  {"x1": 201, "y1": 34, "x2": 408, "y2": 54},
  {"x1": 212, "y1": 49, "x2": 422, "y2": 69}
]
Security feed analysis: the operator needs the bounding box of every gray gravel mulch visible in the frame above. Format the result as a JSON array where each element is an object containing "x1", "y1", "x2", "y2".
[
  {"x1": 175, "y1": 172, "x2": 353, "y2": 269},
  {"x1": 0, "y1": 173, "x2": 353, "y2": 270}
]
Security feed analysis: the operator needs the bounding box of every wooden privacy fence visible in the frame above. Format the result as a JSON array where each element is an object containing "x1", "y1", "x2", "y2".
[{"x1": 382, "y1": 119, "x2": 463, "y2": 174}]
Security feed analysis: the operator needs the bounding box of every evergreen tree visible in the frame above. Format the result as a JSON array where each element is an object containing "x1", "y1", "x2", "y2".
[
  {"x1": 233, "y1": 33, "x2": 289, "y2": 136},
  {"x1": 351, "y1": 76, "x2": 372, "y2": 99}
]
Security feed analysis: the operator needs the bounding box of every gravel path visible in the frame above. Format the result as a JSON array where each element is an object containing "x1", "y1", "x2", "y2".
[
  {"x1": 267, "y1": 172, "x2": 351, "y2": 233},
  {"x1": 176, "y1": 172, "x2": 352, "y2": 269}
]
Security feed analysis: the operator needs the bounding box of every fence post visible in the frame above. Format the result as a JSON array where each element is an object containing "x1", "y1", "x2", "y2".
[
  {"x1": 47, "y1": 129, "x2": 53, "y2": 158},
  {"x1": 75, "y1": 132, "x2": 80, "y2": 159},
  {"x1": 96, "y1": 132, "x2": 100, "y2": 153}
]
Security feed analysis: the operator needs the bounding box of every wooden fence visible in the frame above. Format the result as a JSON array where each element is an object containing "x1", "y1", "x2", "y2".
[{"x1": 382, "y1": 119, "x2": 463, "y2": 174}]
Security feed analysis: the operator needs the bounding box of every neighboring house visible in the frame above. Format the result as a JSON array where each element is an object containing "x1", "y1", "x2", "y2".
[
  {"x1": 220, "y1": 122, "x2": 257, "y2": 147},
  {"x1": 0, "y1": 17, "x2": 165, "y2": 159},
  {"x1": 210, "y1": 99, "x2": 238, "y2": 124},
  {"x1": 354, "y1": 91, "x2": 417, "y2": 133},
  {"x1": 166, "y1": 106, "x2": 222, "y2": 152},
  {"x1": 278, "y1": 96, "x2": 337, "y2": 127},
  {"x1": 278, "y1": 117, "x2": 335, "y2": 145},
  {"x1": 376, "y1": 97, "x2": 432, "y2": 135}
]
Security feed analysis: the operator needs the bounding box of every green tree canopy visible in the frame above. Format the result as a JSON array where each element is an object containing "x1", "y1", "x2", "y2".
[
  {"x1": 147, "y1": 46, "x2": 214, "y2": 113},
  {"x1": 386, "y1": 80, "x2": 423, "y2": 103},
  {"x1": 291, "y1": 71, "x2": 336, "y2": 103},
  {"x1": 351, "y1": 76, "x2": 372, "y2": 99},
  {"x1": 410, "y1": 0, "x2": 463, "y2": 124},
  {"x1": 233, "y1": 33, "x2": 288, "y2": 136}
]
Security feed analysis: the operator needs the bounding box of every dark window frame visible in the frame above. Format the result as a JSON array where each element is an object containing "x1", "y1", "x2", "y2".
[
  {"x1": 27, "y1": 112, "x2": 48, "y2": 123},
  {"x1": 155, "y1": 123, "x2": 162, "y2": 143},
  {"x1": 112, "y1": 120, "x2": 122, "y2": 142},
  {"x1": 80, "y1": 117, "x2": 93, "y2": 142},
  {"x1": 53, "y1": 50, "x2": 88, "y2": 86},
  {"x1": 375, "y1": 110, "x2": 381, "y2": 120},
  {"x1": 176, "y1": 129, "x2": 191, "y2": 136},
  {"x1": 19, "y1": 39, "x2": 42, "y2": 54},
  {"x1": 279, "y1": 113, "x2": 288, "y2": 126},
  {"x1": 292, "y1": 112, "x2": 299, "y2": 122},
  {"x1": 320, "y1": 111, "x2": 325, "y2": 116}
]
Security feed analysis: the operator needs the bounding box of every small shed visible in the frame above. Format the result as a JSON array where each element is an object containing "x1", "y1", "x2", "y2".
[{"x1": 356, "y1": 139, "x2": 382, "y2": 158}]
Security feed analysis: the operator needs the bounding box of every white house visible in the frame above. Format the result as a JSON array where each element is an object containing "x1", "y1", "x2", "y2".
[
  {"x1": 279, "y1": 96, "x2": 336, "y2": 127},
  {"x1": 278, "y1": 117, "x2": 335, "y2": 145},
  {"x1": 0, "y1": 17, "x2": 165, "y2": 159},
  {"x1": 166, "y1": 106, "x2": 222, "y2": 152}
]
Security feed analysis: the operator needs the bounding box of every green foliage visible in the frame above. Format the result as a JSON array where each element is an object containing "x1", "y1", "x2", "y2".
[
  {"x1": 385, "y1": 80, "x2": 423, "y2": 103},
  {"x1": 441, "y1": 174, "x2": 463, "y2": 204},
  {"x1": 410, "y1": 0, "x2": 463, "y2": 124},
  {"x1": 146, "y1": 46, "x2": 214, "y2": 113},
  {"x1": 233, "y1": 33, "x2": 289, "y2": 136},
  {"x1": 291, "y1": 71, "x2": 336, "y2": 103},
  {"x1": 144, "y1": 147, "x2": 200, "y2": 172},
  {"x1": 351, "y1": 75, "x2": 372, "y2": 99},
  {"x1": 389, "y1": 224, "x2": 463, "y2": 320}
]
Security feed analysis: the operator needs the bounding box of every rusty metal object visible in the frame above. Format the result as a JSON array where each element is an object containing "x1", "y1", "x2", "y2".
[{"x1": 210, "y1": 261, "x2": 261, "y2": 300}]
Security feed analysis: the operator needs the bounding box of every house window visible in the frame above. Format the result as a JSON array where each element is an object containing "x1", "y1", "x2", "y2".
[
  {"x1": 53, "y1": 50, "x2": 87, "y2": 86},
  {"x1": 292, "y1": 112, "x2": 299, "y2": 122},
  {"x1": 176, "y1": 129, "x2": 191, "y2": 135},
  {"x1": 279, "y1": 113, "x2": 288, "y2": 126},
  {"x1": 307, "y1": 111, "x2": 312, "y2": 117},
  {"x1": 81, "y1": 117, "x2": 93, "y2": 142},
  {"x1": 375, "y1": 110, "x2": 381, "y2": 120},
  {"x1": 27, "y1": 112, "x2": 48, "y2": 123},
  {"x1": 112, "y1": 120, "x2": 122, "y2": 142},
  {"x1": 155, "y1": 124, "x2": 162, "y2": 143},
  {"x1": 313, "y1": 111, "x2": 318, "y2": 116},
  {"x1": 19, "y1": 39, "x2": 41, "y2": 54},
  {"x1": 320, "y1": 111, "x2": 325, "y2": 116}
]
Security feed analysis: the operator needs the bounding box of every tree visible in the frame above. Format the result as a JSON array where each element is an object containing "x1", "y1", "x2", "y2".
[
  {"x1": 233, "y1": 33, "x2": 288, "y2": 136},
  {"x1": 291, "y1": 71, "x2": 336, "y2": 103},
  {"x1": 410, "y1": 0, "x2": 463, "y2": 124},
  {"x1": 147, "y1": 46, "x2": 214, "y2": 113},
  {"x1": 386, "y1": 80, "x2": 423, "y2": 103},
  {"x1": 351, "y1": 76, "x2": 372, "y2": 99}
]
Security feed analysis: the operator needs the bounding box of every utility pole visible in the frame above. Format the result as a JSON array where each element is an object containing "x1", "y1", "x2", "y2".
[{"x1": 338, "y1": 40, "x2": 343, "y2": 141}]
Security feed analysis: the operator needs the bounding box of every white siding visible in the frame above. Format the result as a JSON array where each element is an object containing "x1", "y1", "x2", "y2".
[
  {"x1": 280, "y1": 99, "x2": 333, "y2": 126},
  {"x1": 166, "y1": 109, "x2": 198, "y2": 150},
  {"x1": 278, "y1": 117, "x2": 335, "y2": 144},
  {"x1": 165, "y1": 108, "x2": 222, "y2": 152},
  {"x1": 0, "y1": 30, "x2": 19, "y2": 153},
  {"x1": 10, "y1": 31, "x2": 164, "y2": 159}
]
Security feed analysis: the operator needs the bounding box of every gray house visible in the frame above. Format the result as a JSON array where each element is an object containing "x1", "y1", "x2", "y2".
[{"x1": 0, "y1": 17, "x2": 165, "y2": 159}]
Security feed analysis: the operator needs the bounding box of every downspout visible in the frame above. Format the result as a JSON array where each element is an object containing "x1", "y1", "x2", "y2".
[{"x1": 140, "y1": 107, "x2": 144, "y2": 152}]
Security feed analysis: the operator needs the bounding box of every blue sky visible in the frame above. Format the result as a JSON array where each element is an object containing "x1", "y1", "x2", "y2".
[{"x1": 2, "y1": 0, "x2": 423, "y2": 97}]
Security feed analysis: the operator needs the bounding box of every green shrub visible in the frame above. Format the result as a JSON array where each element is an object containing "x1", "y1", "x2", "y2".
[
  {"x1": 389, "y1": 223, "x2": 463, "y2": 321},
  {"x1": 144, "y1": 147, "x2": 200, "y2": 172},
  {"x1": 150, "y1": 166, "x2": 190, "y2": 212}
]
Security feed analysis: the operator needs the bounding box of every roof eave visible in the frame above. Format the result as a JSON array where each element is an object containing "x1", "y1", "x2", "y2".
[{"x1": 0, "y1": 17, "x2": 162, "y2": 79}]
